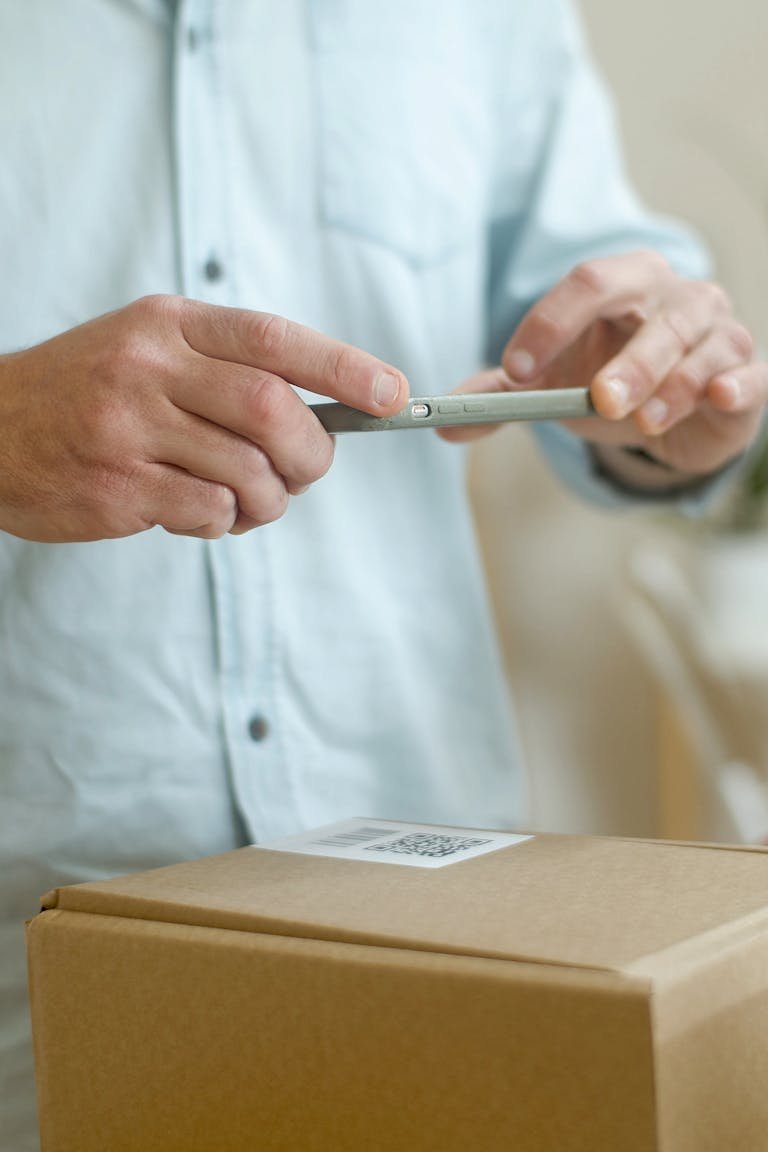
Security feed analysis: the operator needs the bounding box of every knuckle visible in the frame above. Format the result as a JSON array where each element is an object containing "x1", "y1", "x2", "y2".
[
  {"x1": 244, "y1": 483, "x2": 289, "y2": 528},
  {"x1": 244, "y1": 371, "x2": 289, "y2": 428},
  {"x1": 85, "y1": 462, "x2": 150, "y2": 537},
  {"x1": 623, "y1": 353, "x2": 658, "y2": 393},
  {"x1": 79, "y1": 388, "x2": 132, "y2": 455},
  {"x1": 296, "y1": 430, "x2": 335, "y2": 487},
  {"x1": 661, "y1": 309, "x2": 697, "y2": 351},
  {"x1": 527, "y1": 306, "x2": 565, "y2": 345},
  {"x1": 116, "y1": 343, "x2": 156, "y2": 390},
  {"x1": 328, "y1": 345, "x2": 362, "y2": 395},
  {"x1": 236, "y1": 448, "x2": 289, "y2": 525},
  {"x1": 129, "y1": 293, "x2": 183, "y2": 328},
  {"x1": 251, "y1": 312, "x2": 289, "y2": 359},
  {"x1": 262, "y1": 486, "x2": 290, "y2": 526},
  {"x1": 158, "y1": 476, "x2": 237, "y2": 540},
  {"x1": 204, "y1": 483, "x2": 237, "y2": 528},
  {"x1": 89, "y1": 345, "x2": 167, "y2": 445},
  {"x1": 100, "y1": 323, "x2": 171, "y2": 388},
  {"x1": 100, "y1": 328, "x2": 146, "y2": 379},
  {"x1": 92, "y1": 460, "x2": 141, "y2": 503},
  {"x1": 638, "y1": 248, "x2": 670, "y2": 276},
  {"x1": 241, "y1": 444, "x2": 275, "y2": 484},
  {"x1": 666, "y1": 365, "x2": 704, "y2": 396},
  {"x1": 312, "y1": 432, "x2": 335, "y2": 480},
  {"x1": 567, "y1": 259, "x2": 605, "y2": 295}
]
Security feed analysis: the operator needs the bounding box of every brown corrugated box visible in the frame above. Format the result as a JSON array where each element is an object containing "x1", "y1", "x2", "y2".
[{"x1": 26, "y1": 826, "x2": 768, "y2": 1151}]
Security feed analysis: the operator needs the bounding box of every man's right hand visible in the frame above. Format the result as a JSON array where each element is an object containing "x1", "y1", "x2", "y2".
[{"x1": 0, "y1": 295, "x2": 407, "y2": 542}]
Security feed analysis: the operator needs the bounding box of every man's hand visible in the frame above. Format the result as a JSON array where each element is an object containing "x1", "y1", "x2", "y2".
[
  {"x1": 0, "y1": 295, "x2": 407, "y2": 542},
  {"x1": 440, "y1": 250, "x2": 766, "y2": 481}
]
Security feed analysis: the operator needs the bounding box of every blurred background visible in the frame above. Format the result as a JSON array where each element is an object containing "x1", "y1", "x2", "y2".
[{"x1": 470, "y1": 0, "x2": 768, "y2": 842}]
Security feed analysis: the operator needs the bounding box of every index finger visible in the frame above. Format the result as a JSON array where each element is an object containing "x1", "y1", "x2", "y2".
[
  {"x1": 179, "y1": 299, "x2": 408, "y2": 415},
  {"x1": 501, "y1": 250, "x2": 672, "y2": 382}
]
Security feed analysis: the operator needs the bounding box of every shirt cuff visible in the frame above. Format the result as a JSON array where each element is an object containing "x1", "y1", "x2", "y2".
[{"x1": 532, "y1": 421, "x2": 747, "y2": 517}]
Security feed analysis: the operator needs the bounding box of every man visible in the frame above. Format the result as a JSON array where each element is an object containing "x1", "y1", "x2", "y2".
[{"x1": 0, "y1": 1, "x2": 764, "y2": 1147}]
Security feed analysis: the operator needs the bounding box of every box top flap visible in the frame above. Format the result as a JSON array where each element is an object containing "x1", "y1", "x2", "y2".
[{"x1": 43, "y1": 830, "x2": 768, "y2": 975}]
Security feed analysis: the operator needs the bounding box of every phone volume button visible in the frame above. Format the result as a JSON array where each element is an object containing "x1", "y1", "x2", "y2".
[
  {"x1": 463, "y1": 401, "x2": 486, "y2": 413},
  {"x1": 437, "y1": 401, "x2": 462, "y2": 414}
]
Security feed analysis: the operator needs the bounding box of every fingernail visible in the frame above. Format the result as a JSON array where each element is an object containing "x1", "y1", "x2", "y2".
[
  {"x1": 641, "y1": 397, "x2": 668, "y2": 430},
  {"x1": 507, "y1": 350, "x2": 536, "y2": 379},
  {"x1": 373, "y1": 371, "x2": 401, "y2": 407},
  {"x1": 603, "y1": 376, "x2": 631, "y2": 416},
  {"x1": 717, "y1": 374, "x2": 743, "y2": 406}
]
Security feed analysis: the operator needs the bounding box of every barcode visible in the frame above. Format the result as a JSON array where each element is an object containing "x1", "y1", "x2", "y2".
[
  {"x1": 365, "y1": 833, "x2": 492, "y2": 859},
  {"x1": 262, "y1": 818, "x2": 532, "y2": 869},
  {"x1": 312, "y1": 825, "x2": 394, "y2": 849}
]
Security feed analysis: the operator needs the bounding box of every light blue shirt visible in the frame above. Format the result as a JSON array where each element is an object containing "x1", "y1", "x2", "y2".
[{"x1": 0, "y1": 1, "x2": 707, "y2": 1146}]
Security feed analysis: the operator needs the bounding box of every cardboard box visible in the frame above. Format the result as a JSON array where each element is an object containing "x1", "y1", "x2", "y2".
[{"x1": 26, "y1": 820, "x2": 768, "y2": 1151}]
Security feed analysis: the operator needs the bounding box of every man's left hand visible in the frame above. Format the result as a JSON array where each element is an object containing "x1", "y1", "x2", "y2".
[{"x1": 440, "y1": 249, "x2": 766, "y2": 478}]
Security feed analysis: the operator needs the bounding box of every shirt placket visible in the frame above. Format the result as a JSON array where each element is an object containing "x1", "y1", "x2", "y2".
[
  {"x1": 170, "y1": 0, "x2": 282, "y2": 843},
  {"x1": 172, "y1": 0, "x2": 233, "y2": 306}
]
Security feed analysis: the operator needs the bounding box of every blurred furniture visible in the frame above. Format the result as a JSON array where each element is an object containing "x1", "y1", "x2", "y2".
[{"x1": 622, "y1": 537, "x2": 768, "y2": 842}]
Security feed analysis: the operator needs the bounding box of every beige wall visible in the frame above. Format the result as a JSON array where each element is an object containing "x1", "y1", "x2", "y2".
[
  {"x1": 470, "y1": 0, "x2": 768, "y2": 836},
  {"x1": 582, "y1": 0, "x2": 768, "y2": 343}
]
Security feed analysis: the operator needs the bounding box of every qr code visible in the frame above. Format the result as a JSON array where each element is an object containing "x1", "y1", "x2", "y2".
[{"x1": 365, "y1": 833, "x2": 492, "y2": 859}]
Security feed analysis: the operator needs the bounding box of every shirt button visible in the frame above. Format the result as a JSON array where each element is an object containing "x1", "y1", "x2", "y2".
[
  {"x1": 187, "y1": 27, "x2": 200, "y2": 51},
  {"x1": 248, "y1": 715, "x2": 269, "y2": 743},
  {"x1": 203, "y1": 256, "x2": 224, "y2": 283}
]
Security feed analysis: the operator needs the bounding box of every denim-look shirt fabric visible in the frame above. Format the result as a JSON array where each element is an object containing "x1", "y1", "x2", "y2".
[{"x1": 0, "y1": 1, "x2": 708, "y2": 1146}]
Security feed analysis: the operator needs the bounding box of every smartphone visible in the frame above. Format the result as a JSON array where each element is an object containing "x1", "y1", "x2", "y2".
[{"x1": 310, "y1": 387, "x2": 594, "y2": 433}]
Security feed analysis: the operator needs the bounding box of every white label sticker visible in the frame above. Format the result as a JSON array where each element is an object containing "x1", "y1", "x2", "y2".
[{"x1": 259, "y1": 819, "x2": 532, "y2": 869}]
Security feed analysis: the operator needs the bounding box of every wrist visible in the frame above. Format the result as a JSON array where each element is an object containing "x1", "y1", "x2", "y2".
[{"x1": 590, "y1": 442, "x2": 716, "y2": 497}]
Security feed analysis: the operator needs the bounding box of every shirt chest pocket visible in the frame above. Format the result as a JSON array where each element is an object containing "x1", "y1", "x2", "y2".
[{"x1": 311, "y1": 36, "x2": 491, "y2": 269}]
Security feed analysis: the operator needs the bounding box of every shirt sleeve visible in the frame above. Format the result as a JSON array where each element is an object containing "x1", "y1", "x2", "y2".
[{"x1": 484, "y1": 0, "x2": 726, "y2": 512}]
